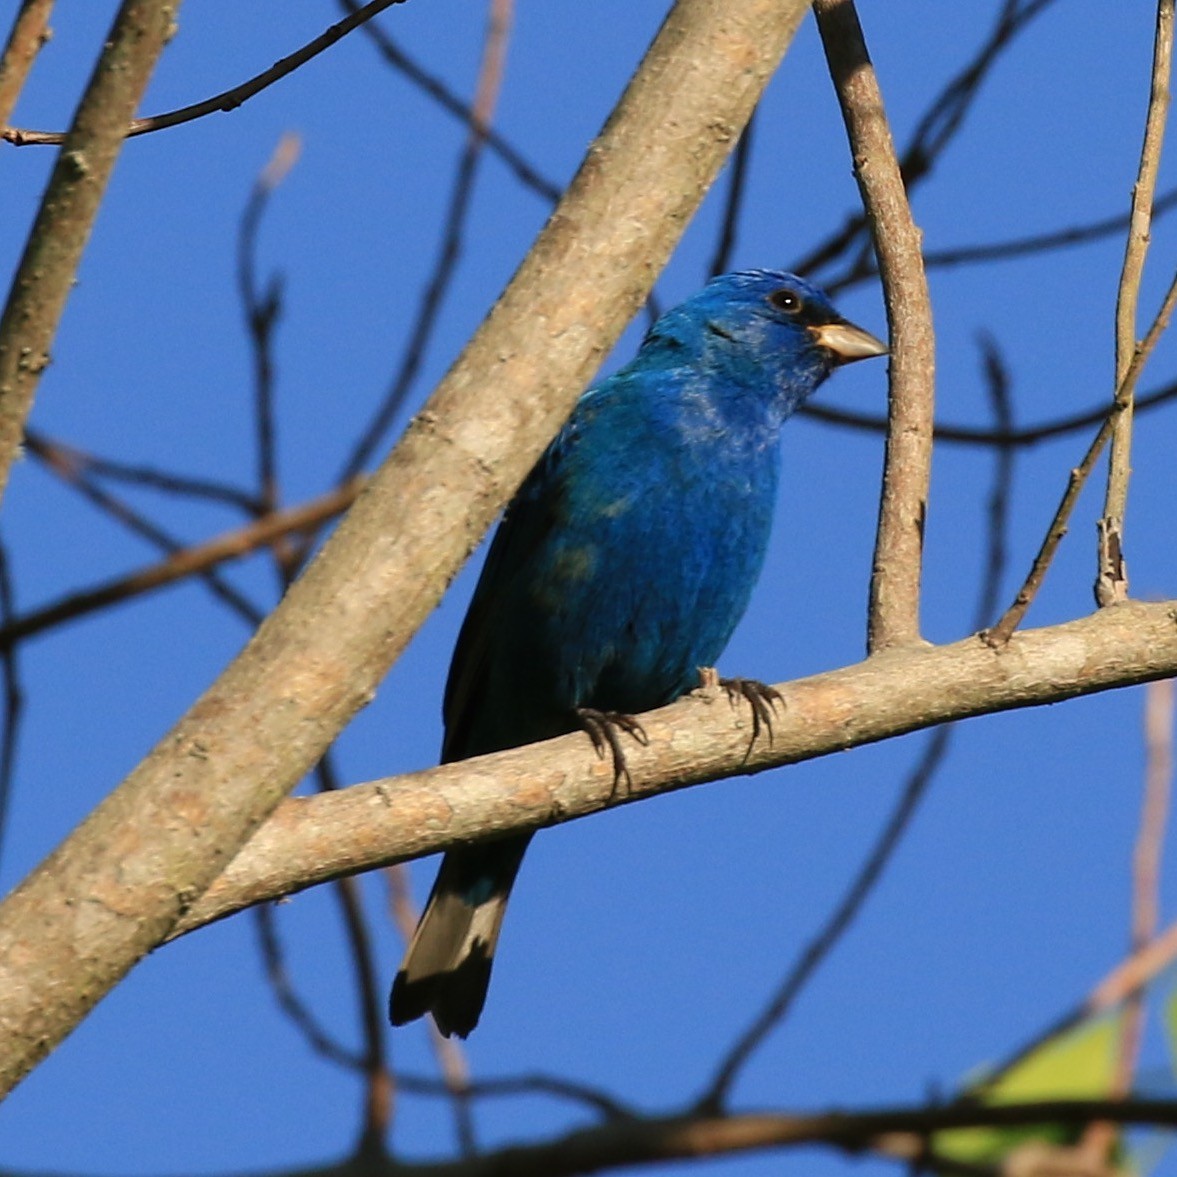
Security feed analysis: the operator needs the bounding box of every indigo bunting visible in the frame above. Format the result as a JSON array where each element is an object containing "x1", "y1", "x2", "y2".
[{"x1": 390, "y1": 270, "x2": 886, "y2": 1037}]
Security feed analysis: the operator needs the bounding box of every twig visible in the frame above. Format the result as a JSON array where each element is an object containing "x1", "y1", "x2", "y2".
[
  {"x1": 314, "y1": 758, "x2": 393, "y2": 1155},
  {"x1": 708, "y1": 112, "x2": 756, "y2": 278},
  {"x1": 823, "y1": 185, "x2": 1177, "y2": 294},
  {"x1": 0, "y1": 541, "x2": 22, "y2": 867},
  {"x1": 393, "y1": 1067, "x2": 636, "y2": 1121},
  {"x1": 1097, "y1": 0, "x2": 1174, "y2": 608},
  {"x1": 814, "y1": 0, "x2": 935, "y2": 653},
  {"x1": 0, "y1": 0, "x2": 54, "y2": 130},
  {"x1": 1, "y1": 0, "x2": 407, "y2": 147},
  {"x1": 698, "y1": 725, "x2": 953, "y2": 1112},
  {"x1": 0, "y1": 0, "x2": 183, "y2": 504},
  {"x1": 338, "y1": 0, "x2": 561, "y2": 204},
  {"x1": 1118, "y1": 682, "x2": 1173, "y2": 1094},
  {"x1": 255, "y1": 900, "x2": 363, "y2": 1071},
  {"x1": 0, "y1": 480, "x2": 364, "y2": 649},
  {"x1": 340, "y1": 1099, "x2": 1177, "y2": 1177},
  {"x1": 974, "y1": 335, "x2": 1014, "y2": 628},
  {"x1": 985, "y1": 271, "x2": 1177, "y2": 645},
  {"x1": 238, "y1": 134, "x2": 301, "y2": 522},
  {"x1": 793, "y1": 0, "x2": 1059, "y2": 280},
  {"x1": 24, "y1": 429, "x2": 260, "y2": 512},
  {"x1": 26, "y1": 437, "x2": 265, "y2": 626},
  {"x1": 1081, "y1": 677, "x2": 1175, "y2": 1161},
  {"x1": 338, "y1": 0, "x2": 513, "y2": 483},
  {"x1": 802, "y1": 376, "x2": 1177, "y2": 449},
  {"x1": 1136, "y1": 680, "x2": 1174, "y2": 958},
  {"x1": 234, "y1": 155, "x2": 392, "y2": 1150}
]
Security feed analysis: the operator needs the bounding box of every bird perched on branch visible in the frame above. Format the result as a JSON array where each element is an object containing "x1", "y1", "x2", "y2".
[{"x1": 389, "y1": 269, "x2": 886, "y2": 1037}]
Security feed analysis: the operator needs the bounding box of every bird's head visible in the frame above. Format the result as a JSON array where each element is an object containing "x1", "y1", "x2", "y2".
[{"x1": 656, "y1": 269, "x2": 887, "y2": 415}]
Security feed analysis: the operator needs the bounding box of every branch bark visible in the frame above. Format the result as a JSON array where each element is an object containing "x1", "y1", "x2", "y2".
[
  {"x1": 0, "y1": 0, "x2": 54, "y2": 130},
  {"x1": 173, "y1": 600, "x2": 1177, "y2": 937},
  {"x1": 1099, "y1": 0, "x2": 1174, "y2": 607},
  {"x1": 0, "y1": 0, "x2": 183, "y2": 505},
  {"x1": 0, "y1": 0, "x2": 814, "y2": 1096},
  {"x1": 814, "y1": 0, "x2": 935, "y2": 652}
]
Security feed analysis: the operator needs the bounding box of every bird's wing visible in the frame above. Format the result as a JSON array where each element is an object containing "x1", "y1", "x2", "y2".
[{"x1": 440, "y1": 421, "x2": 576, "y2": 762}]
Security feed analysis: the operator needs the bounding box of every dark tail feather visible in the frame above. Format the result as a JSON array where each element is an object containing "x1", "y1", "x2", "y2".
[{"x1": 389, "y1": 836, "x2": 530, "y2": 1038}]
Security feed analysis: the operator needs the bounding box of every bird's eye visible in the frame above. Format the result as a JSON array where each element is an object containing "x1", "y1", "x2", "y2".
[{"x1": 768, "y1": 288, "x2": 803, "y2": 314}]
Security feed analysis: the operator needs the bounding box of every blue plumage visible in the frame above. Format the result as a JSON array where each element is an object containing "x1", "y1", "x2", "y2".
[{"x1": 390, "y1": 270, "x2": 886, "y2": 1036}]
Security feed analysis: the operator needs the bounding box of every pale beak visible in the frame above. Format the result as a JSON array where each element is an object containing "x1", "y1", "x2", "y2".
[{"x1": 809, "y1": 320, "x2": 888, "y2": 365}]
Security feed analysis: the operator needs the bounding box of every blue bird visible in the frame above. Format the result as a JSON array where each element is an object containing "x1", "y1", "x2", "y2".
[{"x1": 389, "y1": 270, "x2": 886, "y2": 1037}]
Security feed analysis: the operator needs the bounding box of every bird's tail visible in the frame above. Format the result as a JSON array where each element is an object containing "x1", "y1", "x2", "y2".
[{"x1": 389, "y1": 835, "x2": 531, "y2": 1038}]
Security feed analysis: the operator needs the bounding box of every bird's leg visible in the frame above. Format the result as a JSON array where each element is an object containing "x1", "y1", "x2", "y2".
[
  {"x1": 575, "y1": 708, "x2": 649, "y2": 795},
  {"x1": 699, "y1": 668, "x2": 784, "y2": 755}
]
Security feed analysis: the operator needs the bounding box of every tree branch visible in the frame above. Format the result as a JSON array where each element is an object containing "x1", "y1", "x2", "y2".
[
  {"x1": 0, "y1": 480, "x2": 364, "y2": 648},
  {"x1": 173, "y1": 600, "x2": 1177, "y2": 937},
  {"x1": 364, "y1": 1099, "x2": 1177, "y2": 1176},
  {"x1": 0, "y1": 0, "x2": 183, "y2": 504},
  {"x1": 814, "y1": 0, "x2": 935, "y2": 652},
  {"x1": 1098, "y1": 0, "x2": 1174, "y2": 607},
  {"x1": 0, "y1": 0, "x2": 54, "y2": 130},
  {"x1": 1, "y1": 0, "x2": 407, "y2": 147}
]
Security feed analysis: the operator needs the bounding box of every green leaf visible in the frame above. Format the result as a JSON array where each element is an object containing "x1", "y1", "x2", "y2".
[{"x1": 934, "y1": 1012, "x2": 1125, "y2": 1167}]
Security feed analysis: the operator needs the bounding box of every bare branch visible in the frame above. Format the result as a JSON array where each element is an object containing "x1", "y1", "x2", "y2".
[
  {"x1": 387, "y1": 864, "x2": 477, "y2": 1153},
  {"x1": 174, "y1": 600, "x2": 1177, "y2": 937},
  {"x1": 1097, "y1": 0, "x2": 1175, "y2": 607},
  {"x1": 24, "y1": 433, "x2": 268, "y2": 627},
  {"x1": 339, "y1": 0, "x2": 561, "y2": 203},
  {"x1": 24, "y1": 428, "x2": 260, "y2": 513},
  {"x1": 0, "y1": 541, "x2": 22, "y2": 866},
  {"x1": 350, "y1": 1099, "x2": 1177, "y2": 1177},
  {"x1": 254, "y1": 900, "x2": 364, "y2": 1072},
  {"x1": 0, "y1": 480, "x2": 364, "y2": 649},
  {"x1": 985, "y1": 270, "x2": 1177, "y2": 645},
  {"x1": 238, "y1": 133, "x2": 301, "y2": 524},
  {"x1": 708, "y1": 113, "x2": 756, "y2": 279},
  {"x1": 0, "y1": 0, "x2": 54, "y2": 130},
  {"x1": 794, "y1": 0, "x2": 1059, "y2": 280},
  {"x1": 814, "y1": 0, "x2": 934, "y2": 653},
  {"x1": 394, "y1": 1065, "x2": 636, "y2": 1121},
  {"x1": 0, "y1": 0, "x2": 184, "y2": 504},
  {"x1": 1, "y1": 0, "x2": 407, "y2": 147},
  {"x1": 802, "y1": 375, "x2": 1177, "y2": 450},
  {"x1": 338, "y1": 0, "x2": 514, "y2": 482}
]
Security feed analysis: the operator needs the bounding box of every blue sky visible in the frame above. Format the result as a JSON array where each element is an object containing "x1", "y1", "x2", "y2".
[{"x1": 3, "y1": 2, "x2": 1177, "y2": 1175}]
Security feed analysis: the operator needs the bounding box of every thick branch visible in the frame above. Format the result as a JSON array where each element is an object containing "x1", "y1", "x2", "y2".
[
  {"x1": 382, "y1": 1100, "x2": 1177, "y2": 1176},
  {"x1": 0, "y1": 0, "x2": 182, "y2": 504},
  {"x1": 814, "y1": 0, "x2": 935, "y2": 653},
  {"x1": 0, "y1": 0, "x2": 53, "y2": 130},
  {"x1": 0, "y1": 0, "x2": 814, "y2": 1096},
  {"x1": 175, "y1": 600, "x2": 1177, "y2": 936}
]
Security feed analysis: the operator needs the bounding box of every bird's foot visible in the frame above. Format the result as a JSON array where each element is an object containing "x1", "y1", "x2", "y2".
[
  {"x1": 575, "y1": 708, "x2": 649, "y2": 795},
  {"x1": 703, "y1": 671, "x2": 783, "y2": 756}
]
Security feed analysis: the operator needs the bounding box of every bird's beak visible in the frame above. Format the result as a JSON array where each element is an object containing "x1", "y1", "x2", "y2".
[{"x1": 809, "y1": 320, "x2": 888, "y2": 365}]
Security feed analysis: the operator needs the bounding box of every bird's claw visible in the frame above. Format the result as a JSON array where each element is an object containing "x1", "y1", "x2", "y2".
[
  {"x1": 575, "y1": 707, "x2": 648, "y2": 795},
  {"x1": 718, "y1": 676, "x2": 783, "y2": 755}
]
